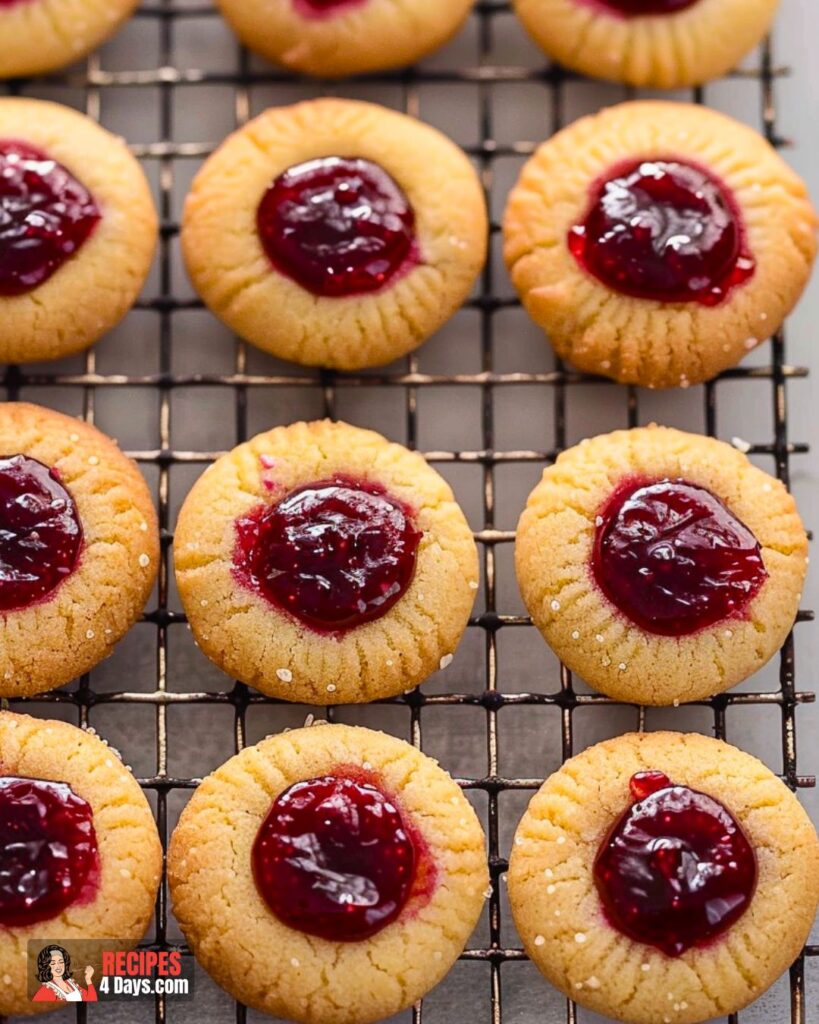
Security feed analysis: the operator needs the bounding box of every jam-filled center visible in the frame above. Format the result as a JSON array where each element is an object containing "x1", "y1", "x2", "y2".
[
  {"x1": 568, "y1": 158, "x2": 754, "y2": 305},
  {"x1": 252, "y1": 774, "x2": 418, "y2": 942},
  {"x1": 594, "y1": 771, "x2": 757, "y2": 956},
  {"x1": 0, "y1": 140, "x2": 101, "y2": 297},
  {"x1": 592, "y1": 477, "x2": 767, "y2": 636},
  {"x1": 0, "y1": 776, "x2": 99, "y2": 927},
  {"x1": 589, "y1": 0, "x2": 701, "y2": 16},
  {"x1": 257, "y1": 156, "x2": 418, "y2": 298},
  {"x1": 0, "y1": 455, "x2": 83, "y2": 613},
  {"x1": 292, "y1": 0, "x2": 369, "y2": 18},
  {"x1": 234, "y1": 475, "x2": 421, "y2": 633}
]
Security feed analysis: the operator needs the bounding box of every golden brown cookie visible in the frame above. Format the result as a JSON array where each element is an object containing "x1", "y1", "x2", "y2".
[
  {"x1": 513, "y1": 0, "x2": 780, "y2": 89},
  {"x1": 0, "y1": 711, "x2": 162, "y2": 1018},
  {"x1": 515, "y1": 425, "x2": 807, "y2": 705},
  {"x1": 168, "y1": 723, "x2": 488, "y2": 1024},
  {"x1": 503, "y1": 101, "x2": 817, "y2": 388},
  {"x1": 0, "y1": 0, "x2": 138, "y2": 78},
  {"x1": 174, "y1": 419, "x2": 478, "y2": 703},
  {"x1": 0, "y1": 98, "x2": 157, "y2": 363},
  {"x1": 216, "y1": 0, "x2": 475, "y2": 78},
  {"x1": 0, "y1": 402, "x2": 159, "y2": 699},
  {"x1": 508, "y1": 731, "x2": 819, "y2": 1024},
  {"x1": 182, "y1": 99, "x2": 487, "y2": 370}
]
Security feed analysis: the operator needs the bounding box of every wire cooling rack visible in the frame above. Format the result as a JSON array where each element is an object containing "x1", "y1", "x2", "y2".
[{"x1": 1, "y1": 1, "x2": 816, "y2": 1022}]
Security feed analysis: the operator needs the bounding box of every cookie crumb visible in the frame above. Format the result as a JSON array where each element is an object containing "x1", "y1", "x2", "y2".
[
  {"x1": 276, "y1": 668, "x2": 293, "y2": 683},
  {"x1": 586, "y1": 976, "x2": 601, "y2": 990},
  {"x1": 534, "y1": 935, "x2": 545, "y2": 946},
  {"x1": 731, "y1": 436, "x2": 752, "y2": 454},
  {"x1": 439, "y1": 653, "x2": 454, "y2": 670},
  {"x1": 469, "y1": 580, "x2": 479, "y2": 590},
  {"x1": 595, "y1": 516, "x2": 603, "y2": 527},
  {"x1": 744, "y1": 337, "x2": 757, "y2": 350}
]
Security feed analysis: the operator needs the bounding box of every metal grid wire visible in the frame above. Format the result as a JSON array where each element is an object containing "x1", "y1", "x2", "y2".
[{"x1": 1, "y1": 1, "x2": 816, "y2": 1022}]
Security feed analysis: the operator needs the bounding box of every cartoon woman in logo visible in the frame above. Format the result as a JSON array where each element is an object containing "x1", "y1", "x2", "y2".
[{"x1": 32, "y1": 945, "x2": 97, "y2": 1003}]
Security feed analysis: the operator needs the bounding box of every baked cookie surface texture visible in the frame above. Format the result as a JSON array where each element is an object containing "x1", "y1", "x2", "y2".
[
  {"x1": 168, "y1": 723, "x2": 489, "y2": 1024},
  {"x1": 503, "y1": 101, "x2": 816, "y2": 388},
  {"x1": 0, "y1": 402, "x2": 159, "y2": 698},
  {"x1": 216, "y1": 0, "x2": 475, "y2": 77},
  {"x1": 0, "y1": 99, "x2": 157, "y2": 363},
  {"x1": 513, "y1": 0, "x2": 780, "y2": 89},
  {"x1": 508, "y1": 731, "x2": 819, "y2": 1024},
  {"x1": 182, "y1": 99, "x2": 487, "y2": 370},
  {"x1": 515, "y1": 425, "x2": 807, "y2": 704},
  {"x1": 174, "y1": 419, "x2": 479, "y2": 703},
  {"x1": 0, "y1": 0, "x2": 139, "y2": 78},
  {"x1": 0, "y1": 711, "x2": 162, "y2": 1018}
]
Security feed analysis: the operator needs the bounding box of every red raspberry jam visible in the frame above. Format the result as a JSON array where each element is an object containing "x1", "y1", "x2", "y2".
[
  {"x1": 293, "y1": 0, "x2": 368, "y2": 17},
  {"x1": 587, "y1": 0, "x2": 700, "y2": 14},
  {"x1": 594, "y1": 771, "x2": 757, "y2": 956},
  {"x1": 252, "y1": 774, "x2": 418, "y2": 942},
  {"x1": 568, "y1": 158, "x2": 754, "y2": 305},
  {"x1": 592, "y1": 477, "x2": 767, "y2": 636},
  {"x1": 0, "y1": 455, "x2": 83, "y2": 612},
  {"x1": 234, "y1": 475, "x2": 421, "y2": 633},
  {"x1": 0, "y1": 776, "x2": 99, "y2": 927},
  {"x1": 256, "y1": 156, "x2": 418, "y2": 298},
  {"x1": 0, "y1": 140, "x2": 101, "y2": 297}
]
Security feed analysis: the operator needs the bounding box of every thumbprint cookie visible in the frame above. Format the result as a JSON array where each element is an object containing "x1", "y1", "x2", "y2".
[
  {"x1": 168, "y1": 723, "x2": 488, "y2": 1024},
  {"x1": 216, "y1": 0, "x2": 475, "y2": 78},
  {"x1": 0, "y1": 0, "x2": 138, "y2": 78},
  {"x1": 503, "y1": 101, "x2": 816, "y2": 389},
  {"x1": 174, "y1": 419, "x2": 479, "y2": 703},
  {"x1": 513, "y1": 0, "x2": 780, "y2": 89},
  {"x1": 509, "y1": 731, "x2": 819, "y2": 1024},
  {"x1": 181, "y1": 99, "x2": 487, "y2": 370},
  {"x1": 0, "y1": 99, "x2": 157, "y2": 363},
  {"x1": 0, "y1": 711, "x2": 162, "y2": 1018},
  {"x1": 0, "y1": 402, "x2": 159, "y2": 699},
  {"x1": 515, "y1": 426, "x2": 807, "y2": 705}
]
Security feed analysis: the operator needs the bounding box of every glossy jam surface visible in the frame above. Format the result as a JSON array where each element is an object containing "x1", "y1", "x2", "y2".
[
  {"x1": 592, "y1": 477, "x2": 767, "y2": 636},
  {"x1": 588, "y1": 0, "x2": 700, "y2": 15},
  {"x1": 257, "y1": 156, "x2": 418, "y2": 297},
  {"x1": 0, "y1": 776, "x2": 99, "y2": 927},
  {"x1": 594, "y1": 771, "x2": 757, "y2": 956},
  {"x1": 0, "y1": 140, "x2": 101, "y2": 296},
  {"x1": 234, "y1": 475, "x2": 421, "y2": 633},
  {"x1": 253, "y1": 774, "x2": 417, "y2": 942},
  {"x1": 568, "y1": 158, "x2": 754, "y2": 305},
  {"x1": 0, "y1": 455, "x2": 83, "y2": 612},
  {"x1": 293, "y1": 0, "x2": 368, "y2": 17}
]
